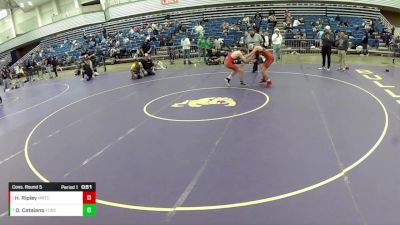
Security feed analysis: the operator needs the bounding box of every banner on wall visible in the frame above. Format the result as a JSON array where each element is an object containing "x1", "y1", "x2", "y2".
[{"x1": 161, "y1": 0, "x2": 178, "y2": 5}]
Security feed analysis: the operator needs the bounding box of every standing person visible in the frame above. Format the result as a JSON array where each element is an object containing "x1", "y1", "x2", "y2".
[
  {"x1": 166, "y1": 36, "x2": 176, "y2": 64},
  {"x1": 319, "y1": 26, "x2": 334, "y2": 71},
  {"x1": 140, "y1": 37, "x2": 152, "y2": 57},
  {"x1": 181, "y1": 35, "x2": 192, "y2": 65},
  {"x1": 271, "y1": 28, "x2": 283, "y2": 62},
  {"x1": 361, "y1": 33, "x2": 369, "y2": 56},
  {"x1": 224, "y1": 48, "x2": 252, "y2": 87},
  {"x1": 197, "y1": 36, "x2": 207, "y2": 63},
  {"x1": 248, "y1": 46, "x2": 274, "y2": 88},
  {"x1": 1, "y1": 66, "x2": 11, "y2": 92},
  {"x1": 51, "y1": 57, "x2": 59, "y2": 77},
  {"x1": 336, "y1": 32, "x2": 349, "y2": 71},
  {"x1": 88, "y1": 50, "x2": 99, "y2": 76},
  {"x1": 245, "y1": 28, "x2": 263, "y2": 73}
]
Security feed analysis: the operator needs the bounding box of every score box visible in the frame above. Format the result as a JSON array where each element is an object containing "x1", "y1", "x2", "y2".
[{"x1": 9, "y1": 182, "x2": 96, "y2": 217}]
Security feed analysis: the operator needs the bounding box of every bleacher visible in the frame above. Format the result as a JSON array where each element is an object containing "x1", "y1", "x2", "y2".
[{"x1": 4, "y1": 2, "x2": 393, "y2": 67}]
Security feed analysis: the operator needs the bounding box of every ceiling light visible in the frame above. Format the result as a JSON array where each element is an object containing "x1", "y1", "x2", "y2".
[
  {"x1": 27, "y1": 1, "x2": 33, "y2": 6},
  {"x1": 19, "y1": 3, "x2": 24, "y2": 7}
]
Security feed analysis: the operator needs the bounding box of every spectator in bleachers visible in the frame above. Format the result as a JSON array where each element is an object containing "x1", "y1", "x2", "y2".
[
  {"x1": 284, "y1": 9, "x2": 291, "y2": 19},
  {"x1": 243, "y1": 16, "x2": 251, "y2": 26},
  {"x1": 336, "y1": 32, "x2": 349, "y2": 71},
  {"x1": 382, "y1": 29, "x2": 392, "y2": 47},
  {"x1": 294, "y1": 31, "x2": 304, "y2": 40},
  {"x1": 129, "y1": 26, "x2": 137, "y2": 34},
  {"x1": 181, "y1": 35, "x2": 192, "y2": 65},
  {"x1": 293, "y1": 18, "x2": 302, "y2": 27},
  {"x1": 319, "y1": 26, "x2": 334, "y2": 71},
  {"x1": 285, "y1": 15, "x2": 293, "y2": 30},
  {"x1": 123, "y1": 36, "x2": 130, "y2": 45},
  {"x1": 268, "y1": 14, "x2": 277, "y2": 29},
  {"x1": 368, "y1": 26, "x2": 375, "y2": 36},
  {"x1": 245, "y1": 28, "x2": 263, "y2": 72},
  {"x1": 361, "y1": 33, "x2": 369, "y2": 56},
  {"x1": 102, "y1": 25, "x2": 107, "y2": 39},
  {"x1": 63, "y1": 53, "x2": 71, "y2": 65},
  {"x1": 312, "y1": 19, "x2": 321, "y2": 32},
  {"x1": 221, "y1": 22, "x2": 230, "y2": 35},
  {"x1": 268, "y1": 9, "x2": 275, "y2": 16},
  {"x1": 147, "y1": 26, "x2": 153, "y2": 36},
  {"x1": 335, "y1": 15, "x2": 341, "y2": 22},
  {"x1": 194, "y1": 22, "x2": 204, "y2": 37},
  {"x1": 254, "y1": 12, "x2": 263, "y2": 20},
  {"x1": 141, "y1": 53, "x2": 155, "y2": 76}
]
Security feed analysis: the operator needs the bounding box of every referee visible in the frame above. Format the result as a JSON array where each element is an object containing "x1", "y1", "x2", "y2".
[{"x1": 245, "y1": 28, "x2": 264, "y2": 72}]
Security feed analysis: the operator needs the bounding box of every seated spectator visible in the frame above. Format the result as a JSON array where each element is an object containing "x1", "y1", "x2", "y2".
[
  {"x1": 141, "y1": 53, "x2": 155, "y2": 76},
  {"x1": 285, "y1": 12, "x2": 292, "y2": 22},
  {"x1": 254, "y1": 12, "x2": 262, "y2": 19},
  {"x1": 284, "y1": 9, "x2": 290, "y2": 18},
  {"x1": 124, "y1": 37, "x2": 130, "y2": 45},
  {"x1": 235, "y1": 24, "x2": 241, "y2": 31},
  {"x1": 335, "y1": 15, "x2": 341, "y2": 22},
  {"x1": 130, "y1": 58, "x2": 145, "y2": 79},
  {"x1": 129, "y1": 26, "x2": 137, "y2": 34},
  {"x1": 293, "y1": 18, "x2": 302, "y2": 27},
  {"x1": 268, "y1": 9, "x2": 275, "y2": 16},
  {"x1": 268, "y1": 14, "x2": 277, "y2": 29},
  {"x1": 298, "y1": 17, "x2": 305, "y2": 24}
]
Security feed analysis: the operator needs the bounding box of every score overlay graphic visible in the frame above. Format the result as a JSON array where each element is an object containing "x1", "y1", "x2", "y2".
[{"x1": 8, "y1": 182, "x2": 96, "y2": 217}]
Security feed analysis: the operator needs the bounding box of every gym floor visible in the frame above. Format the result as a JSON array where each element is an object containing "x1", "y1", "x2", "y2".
[{"x1": 0, "y1": 57, "x2": 399, "y2": 225}]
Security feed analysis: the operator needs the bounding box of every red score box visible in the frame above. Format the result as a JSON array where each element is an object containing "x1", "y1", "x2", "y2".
[{"x1": 83, "y1": 192, "x2": 96, "y2": 204}]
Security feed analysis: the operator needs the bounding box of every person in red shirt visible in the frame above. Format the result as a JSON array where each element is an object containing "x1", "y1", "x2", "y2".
[
  {"x1": 248, "y1": 46, "x2": 274, "y2": 88},
  {"x1": 224, "y1": 47, "x2": 252, "y2": 87}
]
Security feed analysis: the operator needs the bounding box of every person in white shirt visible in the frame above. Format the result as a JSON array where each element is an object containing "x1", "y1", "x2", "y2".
[
  {"x1": 271, "y1": 28, "x2": 283, "y2": 62},
  {"x1": 263, "y1": 32, "x2": 269, "y2": 48},
  {"x1": 293, "y1": 19, "x2": 301, "y2": 27},
  {"x1": 181, "y1": 35, "x2": 192, "y2": 64},
  {"x1": 194, "y1": 23, "x2": 204, "y2": 37}
]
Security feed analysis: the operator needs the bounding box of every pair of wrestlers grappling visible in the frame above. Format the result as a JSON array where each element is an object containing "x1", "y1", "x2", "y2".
[{"x1": 224, "y1": 45, "x2": 273, "y2": 88}]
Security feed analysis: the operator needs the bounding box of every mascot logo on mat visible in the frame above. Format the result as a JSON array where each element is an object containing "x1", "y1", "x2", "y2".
[{"x1": 171, "y1": 97, "x2": 236, "y2": 108}]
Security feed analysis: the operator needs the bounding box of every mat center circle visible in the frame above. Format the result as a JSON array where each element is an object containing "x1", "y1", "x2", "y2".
[{"x1": 143, "y1": 87, "x2": 270, "y2": 122}]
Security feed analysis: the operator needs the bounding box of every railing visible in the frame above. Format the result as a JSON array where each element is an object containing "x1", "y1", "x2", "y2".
[
  {"x1": 0, "y1": 54, "x2": 11, "y2": 67},
  {"x1": 10, "y1": 43, "x2": 45, "y2": 69},
  {"x1": 379, "y1": 13, "x2": 394, "y2": 31}
]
